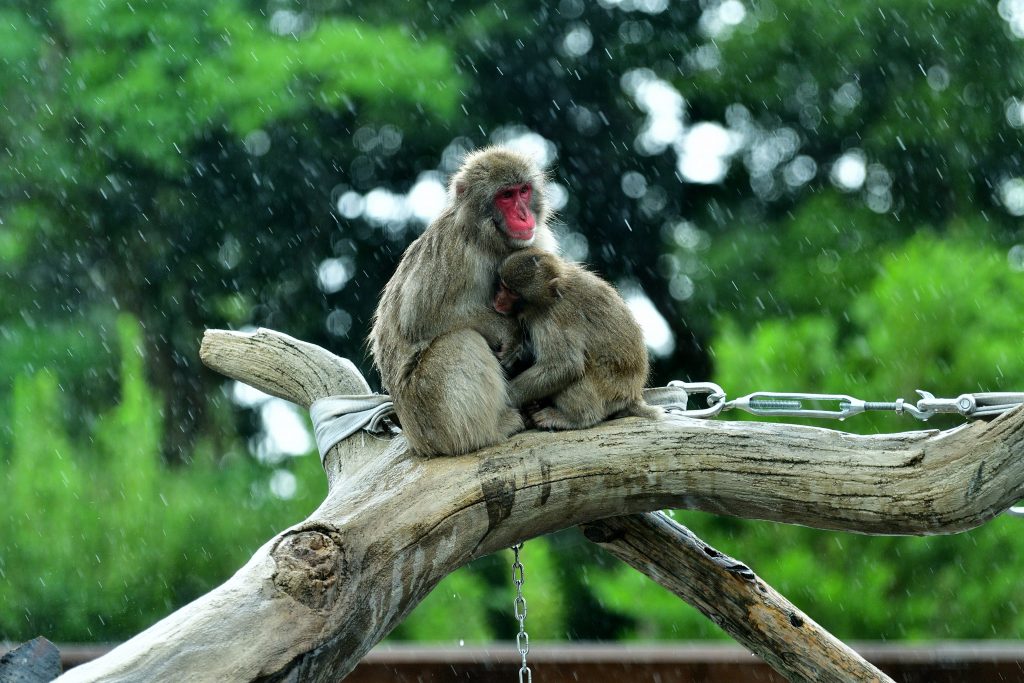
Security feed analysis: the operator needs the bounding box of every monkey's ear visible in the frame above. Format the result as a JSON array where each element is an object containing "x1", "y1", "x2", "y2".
[
  {"x1": 454, "y1": 179, "x2": 468, "y2": 196},
  {"x1": 548, "y1": 277, "x2": 563, "y2": 299}
]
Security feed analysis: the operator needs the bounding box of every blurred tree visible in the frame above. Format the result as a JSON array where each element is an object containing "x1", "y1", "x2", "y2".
[
  {"x1": 3, "y1": 0, "x2": 1024, "y2": 647},
  {"x1": 0, "y1": 0, "x2": 461, "y2": 461},
  {"x1": 0, "y1": 317, "x2": 326, "y2": 641},
  {"x1": 675, "y1": 0, "x2": 1024, "y2": 328}
]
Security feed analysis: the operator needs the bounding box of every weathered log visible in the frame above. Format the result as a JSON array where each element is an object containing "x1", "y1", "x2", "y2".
[
  {"x1": 57, "y1": 328, "x2": 1024, "y2": 682},
  {"x1": 583, "y1": 513, "x2": 892, "y2": 682}
]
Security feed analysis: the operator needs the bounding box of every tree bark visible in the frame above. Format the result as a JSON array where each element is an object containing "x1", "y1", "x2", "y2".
[{"x1": 57, "y1": 328, "x2": 1024, "y2": 683}]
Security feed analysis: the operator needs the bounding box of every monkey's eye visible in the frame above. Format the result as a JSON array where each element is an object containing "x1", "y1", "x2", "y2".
[
  {"x1": 519, "y1": 184, "x2": 530, "y2": 195},
  {"x1": 501, "y1": 189, "x2": 515, "y2": 199}
]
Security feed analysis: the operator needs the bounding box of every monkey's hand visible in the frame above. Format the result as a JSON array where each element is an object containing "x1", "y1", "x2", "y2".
[
  {"x1": 497, "y1": 339, "x2": 526, "y2": 368},
  {"x1": 507, "y1": 351, "x2": 584, "y2": 408}
]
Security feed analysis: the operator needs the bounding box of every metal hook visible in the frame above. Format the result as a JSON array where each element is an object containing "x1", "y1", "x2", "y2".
[{"x1": 665, "y1": 381, "x2": 727, "y2": 418}]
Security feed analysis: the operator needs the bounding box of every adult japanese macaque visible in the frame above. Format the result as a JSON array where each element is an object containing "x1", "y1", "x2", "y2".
[
  {"x1": 370, "y1": 147, "x2": 556, "y2": 456},
  {"x1": 494, "y1": 248, "x2": 661, "y2": 430}
]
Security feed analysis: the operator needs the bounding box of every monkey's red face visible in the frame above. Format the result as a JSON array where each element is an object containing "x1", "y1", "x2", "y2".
[{"x1": 494, "y1": 183, "x2": 535, "y2": 241}]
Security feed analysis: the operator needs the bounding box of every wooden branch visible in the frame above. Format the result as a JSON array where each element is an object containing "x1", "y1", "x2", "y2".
[
  {"x1": 583, "y1": 513, "x2": 892, "y2": 682},
  {"x1": 198, "y1": 328, "x2": 393, "y2": 484},
  {"x1": 58, "y1": 328, "x2": 1024, "y2": 683}
]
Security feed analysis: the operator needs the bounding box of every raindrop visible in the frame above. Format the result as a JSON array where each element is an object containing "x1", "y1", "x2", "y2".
[
  {"x1": 718, "y1": 0, "x2": 747, "y2": 26},
  {"x1": 669, "y1": 221, "x2": 710, "y2": 251},
  {"x1": 326, "y1": 309, "x2": 353, "y2": 337},
  {"x1": 680, "y1": 123, "x2": 738, "y2": 184},
  {"x1": 219, "y1": 236, "x2": 242, "y2": 269},
  {"x1": 491, "y1": 127, "x2": 557, "y2": 166},
  {"x1": 783, "y1": 155, "x2": 817, "y2": 187},
  {"x1": 1008, "y1": 244, "x2": 1024, "y2": 272},
  {"x1": 619, "y1": 20, "x2": 655, "y2": 45},
  {"x1": 379, "y1": 125, "x2": 403, "y2": 154},
  {"x1": 317, "y1": 258, "x2": 352, "y2": 293},
  {"x1": 243, "y1": 130, "x2": 271, "y2": 157},
  {"x1": 669, "y1": 274, "x2": 695, "y2": 301},
  {"x1": 561, "y1": 231, "x2": 589, "y2": 261},
  {"x1": 337, "y1": 191, "x2": 365, "y2": 219},
  {"x1": 999, "y1": 0, "x2": 1024, "y2": 37},
  {"x1": 817, "y1": 250, "x2": 840, "y2": 274},
  {"x1": 546, "y1": 182, "x2": 569, "y2": 211},
  {"x1": 559, "y1": 0, "x2": 585, "y2": 19},
  {"x1": 570, "y1": 106, "x2": 601, "y2": 136},
  {"x1": 563, "y1": 25, "x2": 593, "y2": 57},
  {"x1": 998, "y1": 178, "x2": 1024, "y2": 216},
  {"x1": 269, "y1": 10, "x2": 311, "y2": 37},
  {"x1": 408, "y1": 173, "x2": 447, "y2": 223},
  {"x1": 926, "y1": 65, "x2": 950, "y2": 92},
  {"x1": 624, "y1": 289, "x2": 675, "y2": 357},
  {"x1": 353, "y1": 126, "x2": 378, "y2": 153},
  {"x1": 865, "y1": 190, "x2": 892, "y2": 214},
  {"x1": 1005, "y1": 97, "x2": 1024, "y2": 128},
  {"x1": 258, "y1": 400, "x2": 313, "y2": 461},
  {"x1": 689, "y1": 43, "x2": 722, "y2": 71},
  {"x1": 832, "y1": 82, "x2": 862, "y2": 114},
  {"x1": 269, "y1": 469, "x2": 298, "y2": 500},
  {"x1": 621, "y1": 171, "x2": 648, "y2": 198},
  {"x1": 830, "y1": 150, "x2": 867, "y2": 191}
]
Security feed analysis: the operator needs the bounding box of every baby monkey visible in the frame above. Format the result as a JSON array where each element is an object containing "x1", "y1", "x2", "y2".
[{"x1": 494, "y1": 248, "x2": 660, "y2": 430}]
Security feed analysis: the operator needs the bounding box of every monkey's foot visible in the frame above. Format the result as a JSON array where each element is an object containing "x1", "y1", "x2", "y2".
[
  {"x1": 499, "y1": 408, "x2": 526, "y2": 437},
  {"x1": 531, "y1": 407, "x2": 595, "y2": 431}
]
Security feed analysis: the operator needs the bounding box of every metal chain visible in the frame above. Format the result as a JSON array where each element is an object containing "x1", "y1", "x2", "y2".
[
  {"x1": 511, "y1": 543, "x2": 532, "y2": 683},
  {"x1": 661, "y1": 381, "x2": 1024, "y2": 422},
  {"x1": 657, "y1": 382, "x2": 1024, "y2": 517}
]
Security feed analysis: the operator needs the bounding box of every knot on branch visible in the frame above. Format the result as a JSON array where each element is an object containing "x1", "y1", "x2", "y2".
[{"x1": 272, "y1": 528, "x2": 345, "y2": 611}]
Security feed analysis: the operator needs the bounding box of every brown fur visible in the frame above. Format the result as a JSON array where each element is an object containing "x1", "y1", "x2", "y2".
[
  {"x1": 370, "y1": 147, "x2": 556, "y2": 456},
  {"x1": 498, "y1": 248, "x2": 661, "y2": 430}
]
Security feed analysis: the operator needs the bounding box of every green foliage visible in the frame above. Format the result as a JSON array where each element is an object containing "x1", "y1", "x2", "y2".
[
  {"x1": 35, "y1": 0, "x2": 461, "y2": 174},
  {"x1": 394, "y1": 534, "x2": 567, "y2": 643},
  {"x1": 713, "y1": 232, "x2": 1024, "y2": 430},
  {"x1": 0, "y1": 317, "x2": 325, "y2": 641},
  {"x1": 394, "y1": 568, "x2": 496, "y2": 643},
  {"x1": 852, "y1": 233, "x2": 1024, "y2": 396}
]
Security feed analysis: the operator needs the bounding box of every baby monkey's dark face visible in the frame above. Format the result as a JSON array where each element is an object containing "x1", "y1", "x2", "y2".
[{"x1": 494, "y1": 248, "x2": 562, "y2": 315}]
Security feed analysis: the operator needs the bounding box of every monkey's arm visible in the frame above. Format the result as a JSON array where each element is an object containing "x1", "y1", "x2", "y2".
[
  {"x1": 507, "y1": 331, "x2": 585, "y2": 407},
  {"x1": 468, "y1": 310, "x2": 519, "y2": 350}
]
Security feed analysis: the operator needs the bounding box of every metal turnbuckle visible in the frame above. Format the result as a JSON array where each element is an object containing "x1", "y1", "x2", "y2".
[
  {"x1": 659, "y1": 383, "x2": 1024, "y2": 423},
  {"x1": 727, "y1": 392, "x2": 867, "y2": 420}
]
